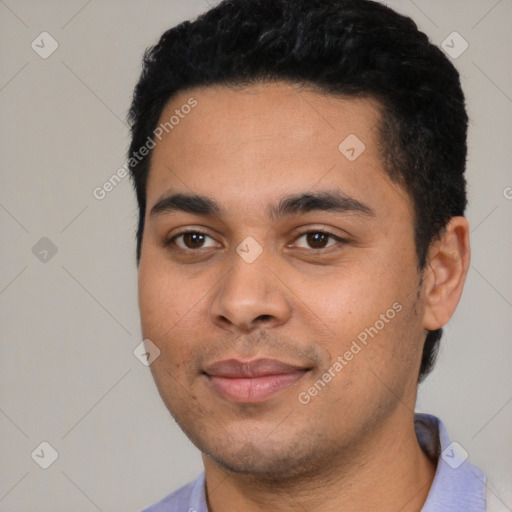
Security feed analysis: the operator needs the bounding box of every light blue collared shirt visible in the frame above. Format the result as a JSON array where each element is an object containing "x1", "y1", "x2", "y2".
[{"x1": 142, "y1": 413, "x2": 487, "y2": 512}]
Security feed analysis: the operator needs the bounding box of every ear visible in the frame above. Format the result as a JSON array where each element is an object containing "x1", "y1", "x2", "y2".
[{"x1": 422, "y1": 217, "x2": 471, "y2": 331}]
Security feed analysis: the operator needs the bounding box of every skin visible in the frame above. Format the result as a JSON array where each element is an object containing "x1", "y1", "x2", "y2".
[{"x1": 137, "y1": 82, "x2": 470, "y2": 511}]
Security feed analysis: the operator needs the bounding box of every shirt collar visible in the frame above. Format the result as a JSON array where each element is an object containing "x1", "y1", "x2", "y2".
[{"x1": 415, "y1": 413, "x2": 486, "y2": 512}]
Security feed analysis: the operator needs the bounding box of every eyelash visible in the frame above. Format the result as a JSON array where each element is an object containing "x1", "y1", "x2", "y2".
[{"x1": 165, "y1": 229, "x2": 347, "y2": 252}]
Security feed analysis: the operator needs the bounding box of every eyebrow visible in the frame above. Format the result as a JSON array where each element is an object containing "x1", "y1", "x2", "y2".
[{"x1": 149, "y1": 190, "x2": 375, "y2": 220}]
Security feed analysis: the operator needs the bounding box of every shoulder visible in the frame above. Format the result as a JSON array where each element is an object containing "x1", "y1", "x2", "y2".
[{"x1": 141, "y1": 473, "x2": 206, "y2": 512}]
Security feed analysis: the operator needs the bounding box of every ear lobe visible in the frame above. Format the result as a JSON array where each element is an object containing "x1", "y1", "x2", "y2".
[{"x1": 422, "y1": 217, "x2": 471, "y2": 331}]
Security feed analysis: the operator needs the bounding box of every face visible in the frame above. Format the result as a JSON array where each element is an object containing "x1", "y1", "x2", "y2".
[{"x1": 138, "y1": 82, "x2": 428, "y2": 477}]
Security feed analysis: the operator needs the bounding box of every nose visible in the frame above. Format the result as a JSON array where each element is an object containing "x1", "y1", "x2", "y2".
[{"x1": 209, "y1": 249, "x2": 292, "y2": 332}]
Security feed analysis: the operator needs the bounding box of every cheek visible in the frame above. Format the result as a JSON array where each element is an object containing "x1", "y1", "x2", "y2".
[
  {"x1": 138, "y1": 258, "x2": 195, "y2": 339},
  {"x1": 304, "y1": 261, "x2": 421, "y2": 385},
  {"x1": 138, "y1": 265, "x2": 200, "y2": 394},
  {"x1": 304, "y1": 264, "x2": 396, "y2": 335},
  {"x1": 137, "y1": 257, "x2": 217, "y2": 377}
]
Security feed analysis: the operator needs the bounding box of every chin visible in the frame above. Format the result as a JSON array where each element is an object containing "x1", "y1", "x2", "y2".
[
  {"x1": 197, "y1": 431, "x2": 326, "y2": 481},
  {"x1": 207, "y1": 448, "x2": 308, "y2": 477}
]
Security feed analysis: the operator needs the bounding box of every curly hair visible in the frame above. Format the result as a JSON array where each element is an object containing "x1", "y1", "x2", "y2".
[{"x1": 127, "y1": 0, "x2": 468, "y2": 382}]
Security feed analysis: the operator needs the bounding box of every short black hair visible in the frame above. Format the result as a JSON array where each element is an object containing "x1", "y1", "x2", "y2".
[{"x1": 127, "y1": 0, "x2": 468, "y2": 382}]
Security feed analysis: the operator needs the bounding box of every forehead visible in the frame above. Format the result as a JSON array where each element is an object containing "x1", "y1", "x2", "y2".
[
  {"x1": 153, "y1": 81, "x2": 382, "y2": 159},
  {"x1": 145, "y1": 82, "x2": 410, "y2": 222}
]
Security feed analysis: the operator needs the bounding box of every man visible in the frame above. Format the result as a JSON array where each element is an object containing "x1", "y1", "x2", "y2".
[{"x1": 127, "y1": 0, "x2": 497, "y2": 510}]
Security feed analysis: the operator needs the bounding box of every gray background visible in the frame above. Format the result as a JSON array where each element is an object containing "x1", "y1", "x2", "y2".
[{"x1": 0, "y1": 0, "x2": 511, "y2": 510}]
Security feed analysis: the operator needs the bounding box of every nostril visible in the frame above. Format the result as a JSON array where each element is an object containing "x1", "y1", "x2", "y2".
[{"x1": 255, "y1": 314, "x2": 273, "y2": 322}]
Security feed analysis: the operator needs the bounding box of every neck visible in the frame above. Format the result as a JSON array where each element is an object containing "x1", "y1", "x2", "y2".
[{"x1": 202, "y1": 410, "x2": 436, "y2": 512}]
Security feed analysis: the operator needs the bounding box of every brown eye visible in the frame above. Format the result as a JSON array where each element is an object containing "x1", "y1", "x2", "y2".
[
  {"x1": 169, "y1": 231, "x2": 218, "y2": 250},
  {"x1": 182, "y1": 233, "x2": 206, "y2": 249},
  {"x1": 306, "y1": 232, "x2": 329, "y2": 249},
  {"x1": 294, "y1": 231, "x2": 344, "y2": 250}
]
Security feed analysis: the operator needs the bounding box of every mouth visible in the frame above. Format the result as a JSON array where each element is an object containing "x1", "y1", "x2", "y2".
[{"x1": 202, "y1": 358, "x2": 311, "y2": 404}]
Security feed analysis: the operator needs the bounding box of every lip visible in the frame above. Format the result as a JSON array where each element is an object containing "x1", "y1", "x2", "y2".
[{"x1": 203, "y1": 358, "x2": 310, "y2": 404}]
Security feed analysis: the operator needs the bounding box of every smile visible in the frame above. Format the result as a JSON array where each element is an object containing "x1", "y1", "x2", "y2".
[{"x1": 203, "y1": 358, "x2": 310, "y2": 404}]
